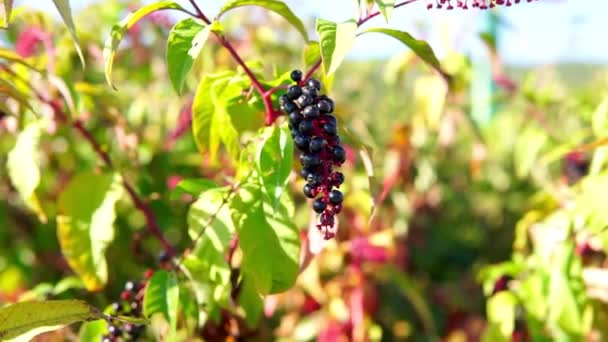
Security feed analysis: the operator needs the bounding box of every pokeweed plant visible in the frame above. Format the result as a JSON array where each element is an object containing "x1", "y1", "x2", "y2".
[{"x1": 0, "y1": 0, "x2": 587, "y2": 341}]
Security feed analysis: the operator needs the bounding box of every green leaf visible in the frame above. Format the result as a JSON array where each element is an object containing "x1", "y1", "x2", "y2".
[
  {"x1": 238, "y1": 274, "x2": 263, "y2": 327},
  {"x1": 0, "y1": 300, "x2": 101, "y2": 340},
  {"x1": 182, "y1": 188, "x2": 234, "y2": 308},
  {"x1": 56, "y1": 172, "x2": 123, "y2": 291},
  {"x1": 256, "y1": 125, "x2": 293, "y2": 209},
  {"x1": 170, "y1": 178, "x2": 220, "y2": 199},
  {"x1": 143, "y1": 270, "x2": 180, "y2": 339},
  {"x1": 374, "y1": 0, "x2": 395, "y2": 22},
  {"x1": 482, "y1": 291, "x2": 517, "y2": 342},
  {"x1": 361, "y1": 28, "x2": 445, "y2": 78},
  {"x1": 592, "y1": 96, "x2": 608, "y2": 137},
  {"x1": 167, "y1": 18, "x2": 211, "y2": 94},
  {"x1": 212, "y1": 78, "x2": 241, "y2": 162},
  {"x1": 7, "y1": 121, "x2": 46, "y2": 222},
  {"x1": 51, "y1": 0, "x2": 85, "y2": 68},
  {"x1": 316, "y1": 19, "x2": 357, "y2": 76},
  {"x1": 548, "y1": 243, "x2": 584, "y2": 335},
  {"x1": 1, "y1": 0, "x2": 13, "y2": 28},
  {"x1": 0, "y1": 78, "x2": 33, "y2": 111},
  {"x1": 218, "y1": 0, "x2": 308, "y2": 41},
  {"x1": 303, "y1": 41, "x2": 320, "y2": 69},
  {"x1": 103, "y1": 1, "x2": 184, "y2": 89},
  {"x1": 514, "y1": 126, "x2": 546, "y2": 179},
  {"x1": 191, "y1": 73, "x2": 242, "y2": 161},
  {"x1": 78, "y1": 319, "x2": 107, "y2": 342},
  {"x1": 231, "y1": 179, "x2": 299, "y2": 294}
]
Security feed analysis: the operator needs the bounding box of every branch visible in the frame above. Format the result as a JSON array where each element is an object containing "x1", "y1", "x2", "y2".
[
  {"x1": 42, "y1": 92, "x2": 177, "y2": 258},
  {"x1": 188, "y1": 0, "x2": 278, "y2": 125}
]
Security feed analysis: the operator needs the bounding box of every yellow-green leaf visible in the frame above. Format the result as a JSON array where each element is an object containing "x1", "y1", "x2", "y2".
[
  {"x1": 7, "y1": 121, "x2": 46, "y2": 222},
  {"x1": 374, "y1": 0, "x2": 395, "y2": 22},
  {"x1": 1, "y1": 0, "x2": 14, "y2": 28},
  {"x1": 57, "y1": 172, "x2": 123, "y2": 291},
  {"x1": 51, "y1": 0, "x2": 85, "y2": 68},
  {"x1": 143, "y1": 270, "x2": 179, "y2": 339},
  {"x1": 0, "y1": 300, "x2": 101, "y2": 341},
  {"x1": 103, "y1": 1, "x2": 184, "y2": 89},
  {"x1": 218, "y1": 0, "x2": 308, "y2": 41},
  {"x1": 316, "y1": 19, "x2": 357, "y2": 76},
  {"x1": 166, "y1": 18, "x2": 211, "y2": 94},
  {"x1": 0, "y1": 78, "x2": 32, "y2": 111},
  {"x1": 0, "y1": 48, "x2": 42, "y2": 72},
  {"x1": 361, "y1": 28, "x2": 446, "y2": 79}
]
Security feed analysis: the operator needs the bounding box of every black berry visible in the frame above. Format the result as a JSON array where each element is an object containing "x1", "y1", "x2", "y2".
[
  {"x1": 296, "y1": 94, "x2": 313, "y2": 107},
  {"x1": 279, "y1": 94, "x2": 290, "y2": 106},
  {"x1": 301, "y1": 167, "x2": 314, "y2": 178},
  {"x1": 323, "y1": 122, "x2": 337, "y2": 135},
  {"x1": 313, "y1": 198, "x2": 326, "y2": 213},
  {"x1": 324, "y1": 114, "x2": 337, "y2": 126},
  {"x1": 287, "y1": 85, "x2": 302, "y2": 99},
  {"x1": 290, "y1": 70, "x2": 303, "y2": 82},
  {"x1": 159, "y1": 250, "x2": 170, "y2": 263},
  {"x1": 294, "y1": 134, "x2": 310, "y2": 151},
  {"x1": 303, "y1": 183, "x2": 315, "y2": 198},
  {"x1": 307, "y1": 78, "x2": 322, "y2": 91},
  {"x1": 332, "y1": 145, "x2": 346, "y2": 163},
  {"x1": 332, "y1": 172, "x2": 345, "y2": 185},
  {"x1": 289, "y1": 112, "x2": 303, "y2": 126},
  {"x1": 282, "y1": 100, "x2": 298, "y2": 113},
  {"x1": 309, "y1": 137, "x2": 325, "y2": 153},
  {"x1": 306, "y1": 172, "x2": 323, "y2": 186},
  {"x1": 301, "y1": 154, "x2": 321, "y2": 167},
  {"x1": 302, "y1": 105, "x2": 320, "y2": 119},
  {"x1": 329, "y1": 190, "x2": 343, "y2": 205},
  {"x1": 108, "y1": 325, "x2": 122, "y2": 337},
  {"x1": 302, "y1": 85, "x2": 318, "y2": 98},
  {"x1": 317, "y1": 99, "x2": 333, "y2": 113},
  {"x1": 299, "y1": 119, "x2": 314, "y2": 134}
]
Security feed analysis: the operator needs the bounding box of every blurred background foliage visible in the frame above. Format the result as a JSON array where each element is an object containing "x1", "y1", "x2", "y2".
[{"x1": 2, "y1": 0, "x2": 608, "y2": 341}]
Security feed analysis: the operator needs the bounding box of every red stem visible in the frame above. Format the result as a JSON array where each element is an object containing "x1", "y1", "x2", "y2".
[
  {"x1": 188, "y1": 0, "x2": 278, "y2": 125},
  {"x1": 45, "y1": 97, "x2": 176, "y2": 258}
]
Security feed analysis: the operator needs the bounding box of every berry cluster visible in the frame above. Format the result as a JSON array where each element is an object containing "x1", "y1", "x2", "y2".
[
  {"x1": 101, "y1": 274, "x2": 151, "y2": 341},
  {"x1": 280, "y1": 70, "x2": 345, "y2": 240},
  {"x1": 427, "y1": 0, "x2": 537, "y2": 10}
]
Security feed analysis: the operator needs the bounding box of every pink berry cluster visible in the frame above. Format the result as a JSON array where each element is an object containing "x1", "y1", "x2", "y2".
[{"x1": 427, "y1": 0, "x2": 539, "y2": 10}]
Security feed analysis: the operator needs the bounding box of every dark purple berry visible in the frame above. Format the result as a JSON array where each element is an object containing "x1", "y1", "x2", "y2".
[
  {"x1": 101, "y1": 336, "x2": 113, "y2": 342},
  {"x1": 287, "y1": 85, "x2": 302, "y2": 99},
  {"x1": 290, "y1": 128, "x2": 299, "y2": 137},
  {"x1": 332, "y1": 145, "x2": 346, "y2": 163},
  {"x1": 332, "y1": 172, "x2": 345, "y2": 185},
  {"x1": 313, "y1": 198, "x2": 327, "y2": 213},
  {"x1": 307, "y1": 78, "x2": 322, "y2": 91},
  {"x1": 306, "y1": 172, "x2": 323, "y2": 186},
  {"x1": 111, "y1": 302, "x2": 122, "y2": 313},
  {"x1": 323, "y1": 122, "x2": 337, "y2": 135},
  {"x1": 289, "y1": 112, "x2": 303, "y2": 125},
  {"x1": 302, "y1": 105, "x2": 320, "y2": 119},
  {"x1": 159, "y1": 250, "x2": 170, "y2": 263},
  {"x1": 282, "y1": 101, "x2": 297, "y2": 113},
  {"x1": 296, "y1": 94, "x2": 313, "y2": 107},
  {"x1": 329, "y1": 190, "x2": 343, "y2": 205},
  {"x1": 299, "y1": 119, "x2": 314, "y2": 135},
  {"x1": 301, "y1": 167, "x2": 314, "y2": 178},
  {"x1": 294, "y1": 135, "x2": 310, "y2": 151},
  {"x1": 109, "y1": 325, "x2": 122, "y2": 337},
  {"x1": 279, "y1": 94, "x2": 290, "y2": 106},
  {"x1": 309, "y1": 137, "x2": 325, "y2": 153},
  {"x1": 303, "y1": 183, "x2": 315, "y2": 198},
  {"x1": 302, "y1": 85, "x2": 318, "y2": 98},
  {"x1": 301, "y1": 154, "x2": 321, "y2": 167},
  {"x1": 317, "y1": 99, "x2": 333, "y2": 113},
  {"x1": 324, "y1": 114, "x2": 337, "y2": 126},
  {"x1": 291, "y1": 70, "x2": 303, "y2": 82}
]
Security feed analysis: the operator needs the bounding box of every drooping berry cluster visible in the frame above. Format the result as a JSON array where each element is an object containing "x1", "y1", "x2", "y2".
[
  {"x1": 101, "y1": 274, "x2": 151, "y2": 341},
  {"x1": 280, "y1": 70, "x2": 345, "y2": 240},
  {"x1": 427, "y1": 0, "x2": 538, "y2": 10}
]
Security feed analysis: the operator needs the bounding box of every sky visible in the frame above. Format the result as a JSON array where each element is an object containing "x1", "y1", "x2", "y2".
[{"x1": 17, "y1": 0, "x2": 608, "y2": 66}]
